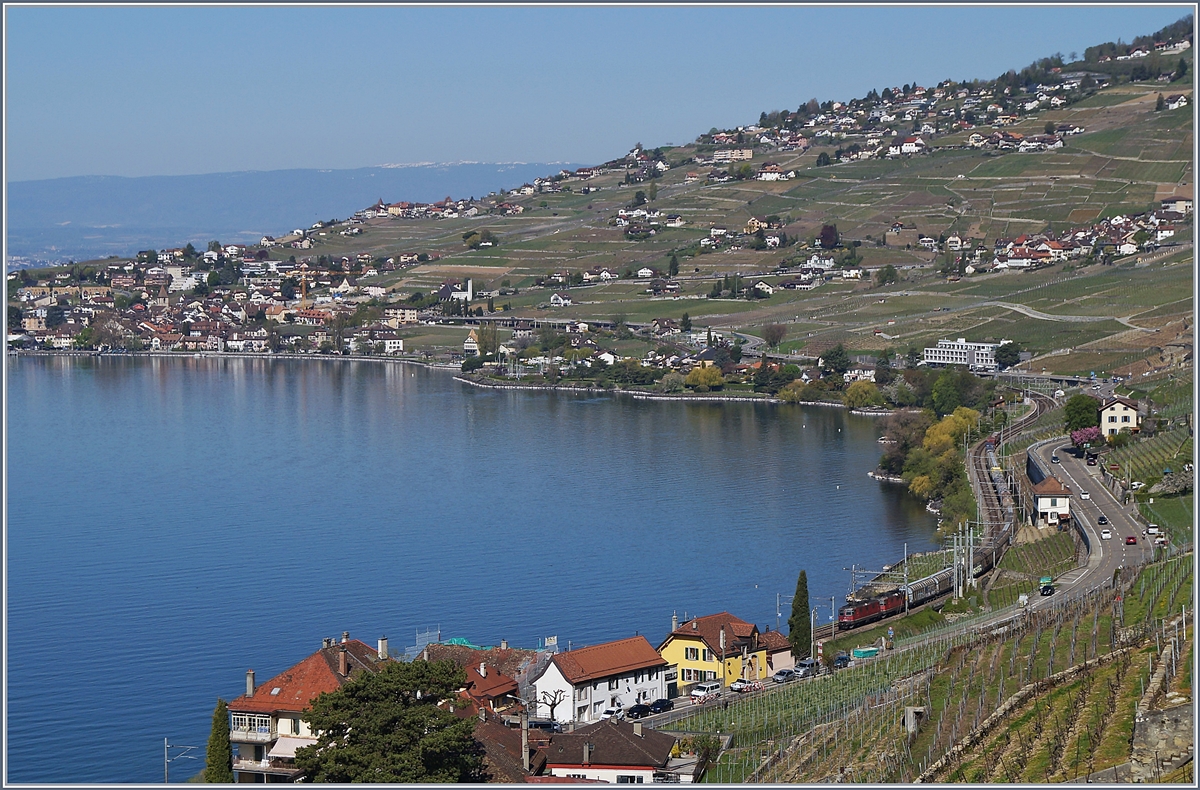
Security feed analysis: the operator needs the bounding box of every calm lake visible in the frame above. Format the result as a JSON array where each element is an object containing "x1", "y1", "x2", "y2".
[{"x1": 6, "y1": 355, "x2": 939, "y2": 782}]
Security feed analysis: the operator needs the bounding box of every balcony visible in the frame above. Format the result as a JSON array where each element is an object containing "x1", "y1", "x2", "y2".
[
  {"x1": 230, "y1": 726, "x2": 276, "y2": 743},
  {"x1": 232, "y1": 757, "x2": 301, "y2": 777}
]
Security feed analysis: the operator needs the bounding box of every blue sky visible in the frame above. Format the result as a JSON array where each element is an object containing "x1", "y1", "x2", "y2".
[{"x1": 4, "y1": 4, "x2": 1191, "y2": 181}]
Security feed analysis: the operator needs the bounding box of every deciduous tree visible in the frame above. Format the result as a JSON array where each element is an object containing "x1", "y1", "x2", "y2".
[
  {"x1": 295, "y1": 660, "x2": 481, "y2": 783},
  {"x1": 1064, "y1": 394, "x2": 1101, "y2": 431}
]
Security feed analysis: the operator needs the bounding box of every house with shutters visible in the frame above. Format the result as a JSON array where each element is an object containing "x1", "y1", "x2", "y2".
[
  {"x1": 529, "y1": 636, "x2": 668, "y2": 725},
  {"x1": 226, "y1": 634, "x2": 390, "y2": 782},
  {"x1": 1031, "y1": 476, "x2": 1071, "y2": 529},
  {"x1": 657, "y1": 612, "x2": 768, "y2": 696},
  {"x1": 1099, "y1": 396, "x2": 1141, "y2": 436}
]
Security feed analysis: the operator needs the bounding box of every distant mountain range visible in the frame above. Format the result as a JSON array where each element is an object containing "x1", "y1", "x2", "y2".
[{"x1": 5, "y1": 163, "x2": 582, "y2": 264}]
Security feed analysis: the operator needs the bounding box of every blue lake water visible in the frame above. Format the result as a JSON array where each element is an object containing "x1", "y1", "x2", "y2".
[{"x1": 5, "y1": 355, "x2": 939, "y2": 782}]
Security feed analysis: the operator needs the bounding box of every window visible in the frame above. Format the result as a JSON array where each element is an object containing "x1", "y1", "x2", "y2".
[
  {"x1": 684, "y1": 647, "x2": 699, "y2": 661},
  {"x1": 577, "y1": 706, "x2": 587, "y2": 720},
  {"x1": 705, "y1": 671, "x2": 718, "y2": 681},
  {"x1": 1122, "y1": 416, "x2": 1130, "y2": 423},
  {"x1": 616, "y1": 776, "x2": 644, "y2": 783},
  {"x1": 230, "y1": 713, "x2": 271, "y2": 734},
  {"x1": 1109, "y1": 416, "x2": 1117, "y2": 423},
  {"x1": 1050, "y1": 498, "x2": 1058, "y2": 507},
  {"x1": 593, "y1": 702, "x2": 603, "y2": 714},
  {"x1": 608, "y1": 679, "x2": 620, "y2": 690},
  {"x1": 576, "y1": 687, "x2": 588, "y2": 701},
  {"x1": 703, "y1": 649, "x2": 714, "y2": 662}
]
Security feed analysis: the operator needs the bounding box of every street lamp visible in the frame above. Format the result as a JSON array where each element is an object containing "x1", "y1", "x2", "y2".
[{"x1": 505, "y1": 694, "x2": 533, "y2": 773}]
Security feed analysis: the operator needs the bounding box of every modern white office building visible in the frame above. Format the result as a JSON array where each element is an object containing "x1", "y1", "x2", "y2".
[{"x1": 922, "y1": 337, "x2": 1010, "y2": 371}]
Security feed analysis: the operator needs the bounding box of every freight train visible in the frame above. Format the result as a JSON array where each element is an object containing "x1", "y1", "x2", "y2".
[
  {"x1": 837, "y1": 568, "x2": 955, "y2": 628},
  {"x1": 838, "y1": 436, "x2": 1016, "y2": 630}
]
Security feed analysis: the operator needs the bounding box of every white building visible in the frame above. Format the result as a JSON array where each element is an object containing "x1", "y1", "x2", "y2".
[
  {"x1": 1031, "y1": 476, "x2": 1071, "y2": 528},
  {"x1": 1099, "y1": 396, "x2": 1140, "y2": 436},
  {"x1": 923, "y1": 337, "x2": 1009, "y2": 371},
  {"x1": 530, "y1": 636, "x2": 668, "y2": 725}
]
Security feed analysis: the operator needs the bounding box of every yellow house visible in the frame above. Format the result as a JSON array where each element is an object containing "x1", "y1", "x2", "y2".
[{"x1": 657, "y1": 612, "x2": 768, "y2": 694}]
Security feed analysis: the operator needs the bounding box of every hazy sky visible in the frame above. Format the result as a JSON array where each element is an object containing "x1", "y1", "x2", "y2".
[{"x1": 4, "y1": 4, "x2": 1191, "y2": 181}]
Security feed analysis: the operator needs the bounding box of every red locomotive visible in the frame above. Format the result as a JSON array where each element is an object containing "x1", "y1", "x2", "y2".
[{"x1": 837, "y1": 589, "x2": 905, "y2": 628}]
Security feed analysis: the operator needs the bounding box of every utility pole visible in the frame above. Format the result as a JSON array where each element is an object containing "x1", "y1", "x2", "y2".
[
  {"x1": 904, "y1": 542, "x2": 909, "y2": 614},
  {"x1": 163, "y1": 739, "x2": 199, "y2": 784}
]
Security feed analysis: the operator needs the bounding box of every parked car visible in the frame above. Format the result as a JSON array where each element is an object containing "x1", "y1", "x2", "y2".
[
  {"x1": 690, "y1": 681, "x2": 723, "y2": 702},
  {"x1": 1041, "y1": 585, "x2": 1055, "y2": 596},
  {"x1": 1130, "y1": 481, "x2": 1145, "y2": 490},
  {"x1": 599, "y1": 708, "x2": 624, "y2": 721},
  {"x1": 729, "y1": 678, "x2": 757, "y2": 693},
  {"x1": 1080, "y1": 491, "x2": 1090, "y2": 500},
  {"x1": 625, "y1": 704, "x2": 652, "y2": 720},
  {"x1": 1146, "y1": 524, "x2": 1161, "y2": 535},
  {"x1": 1125, "y1": 535, "x2": 1137, "y2": 545},
  {"x1": 832, "y1": 652, "x2": 851, "y2": 669},
  {"x1": 796, "y1": 657, "x2": 818, "y2": 678},
  {"x1": 1086, "y1": 456, "x2": 1098, "y2": 466},
  {"x1": 649, "y1": 698, "x2": 674, "y2": 714},
  {"x1": 772, "y1": 668, "x2": 796, "y2": 684},
  {"x1": 1101, "y1": 529, "x2": 1112, "y2": 540},
  {"x1": 526, "y1": 718, "x2": 563, "y2": 733},
  {"x1": 1154, "y1": 536, "x2": 1168, "y2": 546},
  {"x1": 1097, "y1": 515, "x2": 1109, "y2": 525}
]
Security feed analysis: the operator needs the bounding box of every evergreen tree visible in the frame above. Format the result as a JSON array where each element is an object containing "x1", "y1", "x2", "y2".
[
  {"x1": 204, "y1": 698, "x2": 233, "y2": 783},
  {"x1": 1156, "y1": 93, "x2": 1165, "y2": 111},
  {"x1": 788, "y1": 570, "x2": 811, "y2": 659},
  {"x1": 681, "y1": 313, "x2": 692, "y2": 332},
  {"x1": 669, "y1": 254, "x2": 679, "y2": 277}
]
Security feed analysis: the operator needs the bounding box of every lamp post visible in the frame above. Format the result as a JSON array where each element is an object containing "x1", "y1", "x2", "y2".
[
  {"x1": 163, "y1": 738, "x2": 199, "y2": 784},
  {"x1": 505, "y1": 694, "x2": 533, "y2": 773}
]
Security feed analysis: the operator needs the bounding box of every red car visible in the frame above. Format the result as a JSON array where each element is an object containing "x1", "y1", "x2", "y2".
[{"x1": 1125, "y1": 535, "x2": 1137, "y2": 545}]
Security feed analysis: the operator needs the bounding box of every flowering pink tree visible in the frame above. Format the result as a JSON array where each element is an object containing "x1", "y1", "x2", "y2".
[{"x1": 1071, "y1": 425, "x2": 1103, "y2": 448}]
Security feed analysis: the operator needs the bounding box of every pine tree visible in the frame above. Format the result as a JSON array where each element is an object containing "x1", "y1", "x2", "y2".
[
  {"x1": 1156, "y1": 93, "x2": 1165, "y2": 111},
  {"x1": 788, "y1": 570, "x2": 811, "y2": 659},
  {"x1": 669, "y1": 254, "x2": 679, "y2": 277},
  {"x1": 204, "y1": 698, "x2": 233, "y2": 783}
]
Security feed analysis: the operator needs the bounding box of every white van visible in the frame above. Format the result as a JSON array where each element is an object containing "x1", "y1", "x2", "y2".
[
  {"x1": 690, "y1": 681, "x2": 722, "y2": 702},
  {"x1": 1146, "y1": 524, "x2": 1161, "y2": 535}
]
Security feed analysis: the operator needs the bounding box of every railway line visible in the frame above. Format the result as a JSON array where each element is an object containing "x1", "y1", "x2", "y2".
[{"x1": 833, "y1": 390, "x2": 1060, "y2": 633}]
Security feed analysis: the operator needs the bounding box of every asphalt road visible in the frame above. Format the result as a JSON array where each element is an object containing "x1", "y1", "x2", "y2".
[{"x1": 1029, "y1": 438, "x2": 1159, "y2": 607}]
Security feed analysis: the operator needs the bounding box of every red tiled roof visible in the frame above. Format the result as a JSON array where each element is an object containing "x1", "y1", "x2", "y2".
[
  {"x1": 659, "y1": 612, "x2": 760, "y2": 655},
  {"x1": 551, "y1": 637, "x2": 666, "y2": 684},
  {"x1": 758, "y1": 629, "x2": 791, "y2": 654},
  {"x1": 542, "y1": 719, "x2": 676, "y2": 770},
  {"x1": 1032, "y1": 477, "x2": 1071, "y2": 497},
  {"x1": 228, "y1": 640, "x2": 385, "y2": 714},
  {"x1": 465, "y1": 664, "x2": 519, "y2": 702}
]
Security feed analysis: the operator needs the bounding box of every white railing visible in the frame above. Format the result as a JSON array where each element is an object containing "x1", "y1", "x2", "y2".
[{"x1": 230, "y1": 726, "x2": 275, "y2": 743}]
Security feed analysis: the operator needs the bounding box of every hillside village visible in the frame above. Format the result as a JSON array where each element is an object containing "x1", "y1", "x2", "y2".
[
  {"x1": 7, "y1": 15, "x2": 1193, "y2": 787},
  {"x1": 8, "y1": 17, "x2": 1195, "y2": 387}
]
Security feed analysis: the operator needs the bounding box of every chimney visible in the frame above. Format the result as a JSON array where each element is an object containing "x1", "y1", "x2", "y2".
[
  {"x1": 479, "y1": 662, "x2": 487, "y2": 678},
  {"x1": 341, "y1": 631, "x2": 350, "y2": 644},
  {"x1": 246, "y1": 669, "x2": 256, "y2": 697},
  {"x1": 501, "y1": 639, "x2": 508, "y2": 650},
  {"x1": 322, "y1": 637, "x2": 333, "y2": 649},
  {"x1": 720, "y1": 626, "x2": 726, "y2": 650},
  {"x1": 671, "y1": 612, "x2": 678, "y2": 633},
  {"x1": 338, "y1": 647, "x2": 348, "y2": 677},
  {"x1": 583, "y1": 743, "x2": 592, "y2": 766},
  {"x1": 633, "y1": 722, "x2": 643, "y2": 737},
  {"x1": 377, "y1": 636, "x2": 388, "y2": 660},
  {"x1": 692, "y1": 620, "x2": 698, "y2": 631}
]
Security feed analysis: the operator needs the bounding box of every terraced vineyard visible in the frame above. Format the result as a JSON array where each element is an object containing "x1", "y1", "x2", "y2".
[
  {"x1": 677, "y1": 552, "x2": 1191, "y2": 784},
  {"x1": 1108, "y1": 428, "x2": 1193, "y2": 488}
]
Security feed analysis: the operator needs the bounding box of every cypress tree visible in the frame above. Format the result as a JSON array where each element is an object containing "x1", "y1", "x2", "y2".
[
  {"x1": 205, "y1": 698, "x2": 233, "y2": 783},
  {"x1": 788, "y1": 570, "x2": 811, "y2": 659}
]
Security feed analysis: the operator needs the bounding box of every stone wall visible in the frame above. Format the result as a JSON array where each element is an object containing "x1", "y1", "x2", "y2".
[{"x1": 1129, "y1": 703, "x2": 1193, "y2": 782}]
